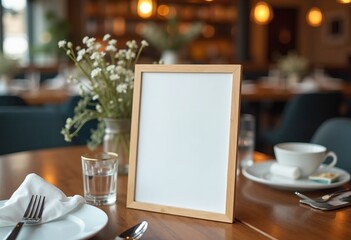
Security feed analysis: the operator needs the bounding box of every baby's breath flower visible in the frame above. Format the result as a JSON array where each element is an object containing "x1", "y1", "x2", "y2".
[
  {"x1": 141, "y1": 40, "x2": 149, "y2": 47},
  {"x1": 106, "y1": 65, "x2": 115, "y2": 72},
  {"x1": 126, "y1": 40, "x2": 137, "y2": 49},
  {"x1": 109, "y1": 40, "x2": 117, "y2": 46},
  {"x1": 91, "y1": 68, "x2": 101, "y2": 78},
  {"x1": 82, "y1": 36, "x2": 89, "y2": 44},
  {"x1": 103, "y1": 34, "x2": 111, "y2": 41},
  {"x1": 65, "y1": 118, "x2": 73, "y2": 128},
  {"x1": 77, "y1": 49, "x2": 86, "y2": 62},
  {"x1": 67, "y1": 42, "x2": 73, "y2": 48},
  {"x1": 58, "y1": 40, "x2": 66, "y2": 48},
  {"x1": 90, "y1": 52, "x2": 100, "y2": 60},
  {"x1": 117, "y1": 83, "x2": 128, "y2": 93},
  {"x1": 86, "y1": 37, "x2": 96, "y2": 47},
  {"x1": 92, "y1": 94, "x2": 99, "y2": 100},
  {"x1": 106, "y1": 45, "x2": 117, "y2": 52},
  {"x1": 96, "y1": 104, "x2": 103, "y2": 113},
  {"x1": 126, "y1": 50, "x2": 136, "y2": 60},
  {"x1": 110, "y1": 74, "x2": 119, "y2": 81}
]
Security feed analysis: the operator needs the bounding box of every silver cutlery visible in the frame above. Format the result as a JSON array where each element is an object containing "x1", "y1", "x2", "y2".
[
  {"x1": 115, "y1": 221, "x2": 148, "y2": 240},
  {"x1": 5, "y1": 195, "x2": 45, "y2": 240},
  {"x1": 295, "y1": 188, "x2": 350, "y2": 203},
  {"x1": 299, "y1": 198, "x2": 351, "y2": 211}
]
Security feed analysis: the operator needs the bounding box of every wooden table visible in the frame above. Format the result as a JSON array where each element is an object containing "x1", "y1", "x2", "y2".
[
  {"x1": 241, "y1": 81, "x2": 351, "y2": 101},
  {"x1": 1, "y1": 146, "x2": 350, "y2": 239},
  {"x1": 17, "y1": 88, "x2": 71, "y2": 105}
]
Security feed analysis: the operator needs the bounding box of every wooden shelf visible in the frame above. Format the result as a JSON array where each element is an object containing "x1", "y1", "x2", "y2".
[{"x1": 67, "y1": 0, "x2": 237, "y2": 63}]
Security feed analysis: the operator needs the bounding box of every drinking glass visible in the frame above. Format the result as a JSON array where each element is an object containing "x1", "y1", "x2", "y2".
[
  {"x1": 238, "y1": 114, "x2": 255, "y2": 170},
  {"x1": 81, "y1": 152, "x2": 118, "y2": 205}
]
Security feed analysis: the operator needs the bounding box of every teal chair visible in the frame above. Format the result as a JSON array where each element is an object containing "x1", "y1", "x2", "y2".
[
  {"x1": 0, "y1": 106, "x2": 70, "y2": 155},
  {"x1": 311, "y1": 118, "x2": 351, "y2": 174},
  {"x1": 0, "y1": 96, "x2": 97, "y2": 155},
  {"x1": 259, "y1": 92, "x2": 342, "y2": 153},
  {"x1": 0, "y1": 95, "x2": 27, "y2": 106}
]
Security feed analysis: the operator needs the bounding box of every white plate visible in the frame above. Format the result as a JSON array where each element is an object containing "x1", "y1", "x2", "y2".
[
  {"x1": 242, "y1": 160, "x2": 351, "y2": 191},
  {"x1": 0, "y1": 201, "x2": 108, "y2": 240}
]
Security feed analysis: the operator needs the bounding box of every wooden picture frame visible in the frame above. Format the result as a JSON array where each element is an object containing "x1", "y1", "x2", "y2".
[{"x1": 127, "y1": 64, "x2": 242, "y2": 223}]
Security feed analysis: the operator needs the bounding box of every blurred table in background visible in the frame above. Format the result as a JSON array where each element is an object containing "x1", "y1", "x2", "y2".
[
  {"x1": 241, "y1": 80, "x2": 351, "y2": 101},
  {"x1": 5, "y1": 79, "x2": 351, "y2": 106},
  {"x1": 18, "y1": 88, "x2": 71, "y2": 105}
]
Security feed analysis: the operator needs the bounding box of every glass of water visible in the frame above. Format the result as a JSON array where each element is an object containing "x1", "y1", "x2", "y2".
[
  {"x1": 238, "y1": 114, "x2": 255, "y2": 171},
  {"x1": 81, "y1": 152, "x2": 118, "y2": 205}
]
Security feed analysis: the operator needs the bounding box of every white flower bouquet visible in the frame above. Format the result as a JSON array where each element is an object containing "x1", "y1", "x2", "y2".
[
  {"x1": 58, "y1": 34, "x2": 148, "y2": 149},
  {"x1": 142, "y1": 17, "x2": 202, "y2": 52},
  {"x1": 277, "y1": 51, "x2": 309, "y2": 76}
]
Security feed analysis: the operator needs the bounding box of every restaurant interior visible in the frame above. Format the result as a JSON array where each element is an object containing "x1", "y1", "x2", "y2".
[{"x1": 1, "y1": 1, "x2": 351, "y2": 239}]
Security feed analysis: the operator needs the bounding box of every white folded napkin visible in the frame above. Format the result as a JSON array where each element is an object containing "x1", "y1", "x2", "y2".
[
  {"x1": 0, "y1": 173, "x2": 85, "y2": 227},
  {"x1": 270, "y1": 163, "x2": 301, "y2": 180}
]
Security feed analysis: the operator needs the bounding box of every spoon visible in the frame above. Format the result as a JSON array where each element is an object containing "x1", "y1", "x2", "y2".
[{"x1": 115, "y1": 221, "x2": 148, "y2": 240}]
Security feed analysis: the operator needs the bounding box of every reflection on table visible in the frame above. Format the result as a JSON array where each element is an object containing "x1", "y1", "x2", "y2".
[{"x1": 1, "y1": 146, "x2": 350, "y2": 239}]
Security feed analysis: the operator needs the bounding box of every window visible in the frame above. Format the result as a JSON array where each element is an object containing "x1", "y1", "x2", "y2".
[{"x1": 1, "y1": 0, "x2": 28, "y2": 64}]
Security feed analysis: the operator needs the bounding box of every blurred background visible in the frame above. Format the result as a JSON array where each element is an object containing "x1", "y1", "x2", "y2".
[{"x1": 1, "y1": 0, "x2": 350, "y2": 75}]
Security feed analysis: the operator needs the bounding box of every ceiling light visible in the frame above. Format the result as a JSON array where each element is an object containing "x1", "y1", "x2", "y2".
[
  {"x1": 251, "y1": 1, "x2": 273, "y2": 25},
  {"x1": 137, "y1": 0, "x2": 155, "y2": 18},
  {"x1": 306, "y1": 7, "x2": 323, "y2": 27}
]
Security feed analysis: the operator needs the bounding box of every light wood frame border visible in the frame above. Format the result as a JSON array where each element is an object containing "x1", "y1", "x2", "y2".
[{"x1": 126, "y1": 64, "x2": 242, "y2": 223}]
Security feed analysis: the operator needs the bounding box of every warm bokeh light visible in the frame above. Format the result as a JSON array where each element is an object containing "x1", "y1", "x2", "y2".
[
  {"x1": 113, "y1": 18, "x2": 126, "y2": 35},
  {"x1": 202, "y1": 24, "x2": 215, "y2": 38},
  {"x1": 306, "y1": 7, "x2": 323, "y2": 27},
  {"x1": 337, "y1": 0, "x2": 351, "y2": 4},
  {"x1": 157, "y1": 4, "x2": 170, "y2": 17},
  {"x1": 251, "y1": 1, "x2": 273, "y2": 25},
  {"x1": 137, "y1": 0, "x2": 154, "y2": 18},
  {"x1": 135, "y1": 23, "x2": 144, "y2": 35}
]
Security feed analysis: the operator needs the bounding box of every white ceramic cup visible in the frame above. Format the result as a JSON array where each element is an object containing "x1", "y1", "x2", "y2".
[{"x1": 274, "y1": 142, "x2": 337, "y2": 178}]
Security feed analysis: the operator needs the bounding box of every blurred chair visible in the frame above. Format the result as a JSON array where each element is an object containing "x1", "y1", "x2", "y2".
[
  {"x1": 0, "y1": 106, "x2": 69, "y2": 155},
  {"x1": 0, "y1": 95, "x2": 27, "y2": 106},
  {"x1": 311, "y1": 118, "x2": 351, "y2": 174},
  {"x1": 0, "y1": 96, "x2": 97, "y2": 155},
  {"x1": 259, "y1": 92, "x2": 342, "y2": 153}
]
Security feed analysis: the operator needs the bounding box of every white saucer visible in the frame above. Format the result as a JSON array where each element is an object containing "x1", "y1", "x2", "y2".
[
  {"x1": 0, "y1": 201, "x2": 108, "y2": 240},
  {"x1": 242, "y1": 160, "x2": 351, "y2": 191}
]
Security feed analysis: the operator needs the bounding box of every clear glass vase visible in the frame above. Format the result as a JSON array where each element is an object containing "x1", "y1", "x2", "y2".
[{"x1": 103, "y1": 118, "x2": 131, "y2": 175}]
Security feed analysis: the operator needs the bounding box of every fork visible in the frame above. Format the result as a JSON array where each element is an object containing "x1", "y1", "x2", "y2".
[
  {"x1": 5, "y1": 195, "x2": 45, "y2": 240},
  {"x1": 295, "y1": 188, "x2": 350, "y2": 203}
]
